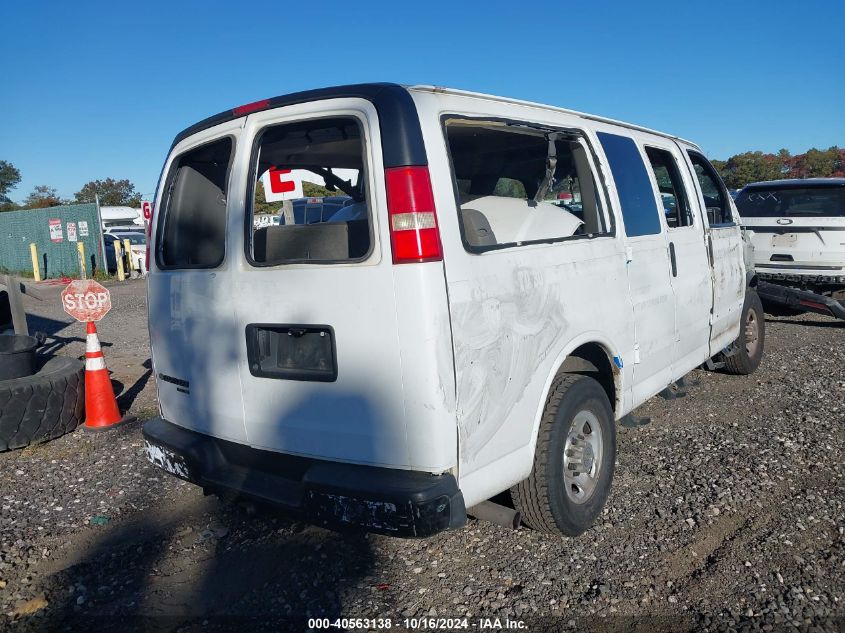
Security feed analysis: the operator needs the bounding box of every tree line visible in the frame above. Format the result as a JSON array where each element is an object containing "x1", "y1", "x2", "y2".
[
  {"x1": 709, "y1": 146, "x2": 843, "y2": 190},
  {"x1": 0, "y1": 160, "x2": 143, "y2": 212}
]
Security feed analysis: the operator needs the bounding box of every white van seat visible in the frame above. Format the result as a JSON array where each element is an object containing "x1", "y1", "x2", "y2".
[
  {"x1": 461, "y1": 208, "x2": 498, "y2": 247},
  {"x1": 254, "y1": 224, "x2": 350, "y2": 262},
  {"x1": 460, "y1": 196, "x2": 583, "y2": 246}
]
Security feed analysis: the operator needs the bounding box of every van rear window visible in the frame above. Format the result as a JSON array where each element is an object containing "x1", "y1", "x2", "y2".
[
  {"x1": 158, "y1": 137, "x2": 233, "y2": 269},
  {"x1": 248, "y1": 117, "x2": 371, "y2": 265}
]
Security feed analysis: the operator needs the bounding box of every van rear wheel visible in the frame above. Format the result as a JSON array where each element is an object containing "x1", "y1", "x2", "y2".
[
  {"x1": 723, "y1": 290, "x2": 765, "y2": 375},
  {"x1": 511, "y1": 374, "x2": 615, "y2": 536}
]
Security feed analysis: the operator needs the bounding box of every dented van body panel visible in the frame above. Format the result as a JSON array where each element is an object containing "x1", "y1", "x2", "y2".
[{"x1": 143, "y1": 83, "x2": 754, "y2": 535}]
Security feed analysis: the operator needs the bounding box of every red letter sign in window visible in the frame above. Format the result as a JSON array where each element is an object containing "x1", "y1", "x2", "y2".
[{"x1": 262, "y1": 168, "x2": 303, "y2": 201}]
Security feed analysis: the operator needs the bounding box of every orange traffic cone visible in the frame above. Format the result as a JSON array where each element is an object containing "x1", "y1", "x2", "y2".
[{"x1": 83, "y1": 321, "x2": 132, "y2": 431}]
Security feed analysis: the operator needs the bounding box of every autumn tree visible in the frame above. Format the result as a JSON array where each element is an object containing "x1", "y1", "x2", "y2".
[
  {"x1": 788, "y1": 147, "x2": 840, "y2": 179},
  {"x1": 719, "y1": 151, "x2": 785, "y2": 189},
  {"x1": 74, "y1": 178, "x2": 142, "y2": 206},
  {"x1": 24, "y1": 185, "x2": 64, "y2": 209}
]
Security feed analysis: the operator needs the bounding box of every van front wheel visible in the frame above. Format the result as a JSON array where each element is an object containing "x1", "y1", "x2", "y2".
[
  {"x1": 723, "y1": 290, "x2": 765, "y2": 375},
  {"x1": 512, "y1": 374, "x2": 615, "y2": 536}
]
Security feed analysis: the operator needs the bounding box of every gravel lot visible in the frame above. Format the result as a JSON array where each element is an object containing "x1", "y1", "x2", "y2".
[{"x1": 0, "y1": 279, "x2": 842, "y2": 632}]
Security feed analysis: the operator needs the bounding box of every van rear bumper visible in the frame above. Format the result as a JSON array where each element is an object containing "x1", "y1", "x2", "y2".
[{"x1": 142, "y1": 417, "x2": 466, "y2": 537}]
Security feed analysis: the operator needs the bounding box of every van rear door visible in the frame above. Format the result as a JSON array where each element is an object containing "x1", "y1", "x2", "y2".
[
  {"x1": 148, "y1": 120, "x2": 248, "y2": 443},
  {"x1": 229, "y1": 98, "x2": 456, "y2": 471}
]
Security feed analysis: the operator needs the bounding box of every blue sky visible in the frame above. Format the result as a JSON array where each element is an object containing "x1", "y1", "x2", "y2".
[{"x1": 1, "y1": 0, "x2": 842, "y2": 202}]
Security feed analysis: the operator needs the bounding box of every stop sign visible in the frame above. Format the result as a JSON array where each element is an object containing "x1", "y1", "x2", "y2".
[{"x1": 61, "y1": 279, "x2": 112, "y2": 322}]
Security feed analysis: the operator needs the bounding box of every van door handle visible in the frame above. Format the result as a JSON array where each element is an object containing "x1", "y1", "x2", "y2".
[{"x1": 669, "y1": 242, "x2": 677, "y2": 277}]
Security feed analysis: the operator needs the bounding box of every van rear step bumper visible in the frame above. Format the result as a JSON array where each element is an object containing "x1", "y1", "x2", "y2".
[
  {"x1": 757, "y1": 280, "x2": 845, "y2": 320},
  {"x1": 142, "y1": 417, "x2": 466, "y2": 537}
]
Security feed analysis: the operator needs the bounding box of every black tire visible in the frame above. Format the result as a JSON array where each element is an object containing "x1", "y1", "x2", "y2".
[
  {"x1": 0, "y1": 356, "x2": 84, "y2": 452},
  {"x1": 511, "y1": 374, "x2": 616, "y2": 536},
  {"x1": 724, "y1": 290, "x2": 765, "y2": 375}
]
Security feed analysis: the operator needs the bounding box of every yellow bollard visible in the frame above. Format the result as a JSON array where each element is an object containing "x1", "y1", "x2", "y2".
[
  {"x1": 29, "y1": 243, "x2": 41, "y2": 282},
  {"x1": 114, "y1": 241, "x2": 125, "y2": 281},
  {"x1": 123, "y1": 239, "x2": 133, "y2": 275},
  {"x1": 77, "y1": 242, "x2": 87, "y2": 279}
]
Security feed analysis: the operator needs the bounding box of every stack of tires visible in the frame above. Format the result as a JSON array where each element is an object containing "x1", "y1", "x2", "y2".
[{"x1": 0, "y1": 334, "x2": 84, "y2": 451}]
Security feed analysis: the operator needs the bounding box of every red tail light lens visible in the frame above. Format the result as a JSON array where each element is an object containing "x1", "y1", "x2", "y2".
[
  {"x1": 233, "y1": 99, "x2": 270, "y2": 117},
  {"x1": 385, "y1": 166, "x2": 442, "y2": 264}
]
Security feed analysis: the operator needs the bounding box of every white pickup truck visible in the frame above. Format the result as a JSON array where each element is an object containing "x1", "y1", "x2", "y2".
[{"x1": 142, "y1": 83, "x2": 764, "y2": 537}]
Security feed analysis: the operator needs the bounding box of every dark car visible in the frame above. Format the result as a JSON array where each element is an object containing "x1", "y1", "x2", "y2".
[{"x1": 102, "y1": 233, "x2": 120, "y2": 273}]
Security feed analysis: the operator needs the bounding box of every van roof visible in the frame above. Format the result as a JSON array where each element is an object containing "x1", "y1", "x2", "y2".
[
  {"x1": 409, "y1": 85, "x2": 699, "y2": 148},
  {"x1": 170, "y1": 82, "x2": 700, "y2": 157},
  {"x1": 170, "y1": 83, "x2": 427, "y2": 167}
]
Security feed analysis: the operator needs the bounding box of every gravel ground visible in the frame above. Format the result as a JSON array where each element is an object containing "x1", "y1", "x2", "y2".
[{"x1": 0, "y1": 280, "x2": 842, "y2": 632}]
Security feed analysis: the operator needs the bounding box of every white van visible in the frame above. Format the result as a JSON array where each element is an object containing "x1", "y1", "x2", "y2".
[
  {"x1": 143, "y1": 83, "x2": 764, "y2": 537},
  {"x1": 736, "y1": 178, "x2": 845, "y2": 319}
]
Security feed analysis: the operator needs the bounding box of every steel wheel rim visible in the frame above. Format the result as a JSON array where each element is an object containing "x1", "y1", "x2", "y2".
[
  {"x1": 744, "y1": 308, "x2": 760, "y2": 356},
  {"x1": 562, "y1": 409, "x2": 603, "y2": 504}
]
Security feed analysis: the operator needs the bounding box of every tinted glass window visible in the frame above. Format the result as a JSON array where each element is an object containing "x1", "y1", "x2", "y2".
[
  {"x1": 249, "y1": 117, "x2": 370, "y2": 265},
  {"x1": 444, "y1": 119, "x2": 608, "y2": 251},
  {"x1": 688, "y1": 151, "x2": 733, "y2": 226},
  {"x1": 736, "y1": 186, "x2": 845, "y2": 218},
  {"x1": 644, "y1": 147, "x2": 693, "y2": 228},
  {"x1": 159, "y1": 137, "x2": 232, "y2": 268},
  {"x1": 597, "y1": 132, "x2": 661, "y2": 237}
]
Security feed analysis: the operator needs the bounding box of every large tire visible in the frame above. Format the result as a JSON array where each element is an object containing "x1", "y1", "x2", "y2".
[
  {"x1": 511, "y1": 374, "x2": 616, "y2": 536},
  {"x1": 0, "y1": 356, "x2": 84, "y2": 452},
  {"x1": 724, "y1": 290, "x2": 765, "y2": 375}
]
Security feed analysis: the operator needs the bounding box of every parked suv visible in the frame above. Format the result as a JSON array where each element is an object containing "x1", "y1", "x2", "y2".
[
  {"x1": 143, "y1": 83, "x2": 764, "y2": 538},
  {"x1": 736, "y1": 178, "x2": 845, "y2": 319}
]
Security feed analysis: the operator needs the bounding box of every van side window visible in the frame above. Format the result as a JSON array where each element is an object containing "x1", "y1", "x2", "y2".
[
  {"x1": 687, "y1": 151, "x2": 734, "y2": 226},
  {"x1": 158, "y1": 137, "x2": 232, "y2": 268},
  {"x1": 597, "y1": 132, "x2": 661, "y2": 237},
  {"x1": 444, "y1": 119, "x2": 609, "y2": 252},
  {"x1": 248, "y1": 117, "x2": 371, "y2": 265},
  {"x1": 644, "y1": 147, "x2": 693, "y2": 229}
]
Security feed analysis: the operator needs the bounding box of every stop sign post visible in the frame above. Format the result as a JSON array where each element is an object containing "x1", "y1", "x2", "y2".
[{"x1": 61, "y1": 279, "x2": 112, "y2": 322}]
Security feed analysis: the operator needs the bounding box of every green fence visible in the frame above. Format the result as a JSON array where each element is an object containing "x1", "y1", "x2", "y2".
[{"x1": 0, "y1": 203, "x2": 105, "y2": 278}]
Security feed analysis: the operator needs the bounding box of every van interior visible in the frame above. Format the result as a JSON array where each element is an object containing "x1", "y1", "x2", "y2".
[
  {"x1": 250, "y1": 117, "x2": 370, "y2": 265},
  {"x1": 444, "y1": 119, "x2": 608, "y2": 251}
]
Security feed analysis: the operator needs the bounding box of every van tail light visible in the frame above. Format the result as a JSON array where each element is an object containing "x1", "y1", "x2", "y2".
[{"x1": 385, "y1": 166, "x2": 442, "y2": 264}]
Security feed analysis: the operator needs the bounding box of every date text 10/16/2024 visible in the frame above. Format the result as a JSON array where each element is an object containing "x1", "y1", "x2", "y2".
[{"x1": 308, "y1": 617, "x2": 527, "y2": 630}]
